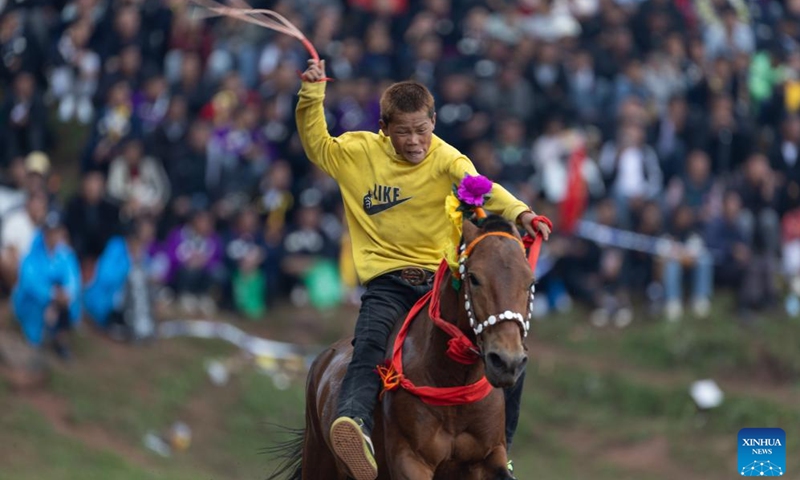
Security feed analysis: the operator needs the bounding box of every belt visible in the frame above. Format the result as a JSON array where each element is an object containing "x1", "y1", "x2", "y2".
[{"x1": 388, "y1": 267, "x2": 434, "y2": 286}]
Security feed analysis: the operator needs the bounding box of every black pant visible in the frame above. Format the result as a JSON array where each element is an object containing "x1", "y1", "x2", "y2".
[
  {"x1": 337, "y1": 273, "x2": 430, "y2": 434},
  {"x1": 337, "y1": 271, "x2": 526, "y2": 447},
  {"x1": 504, "y1": 368, "x2": 526, "y2": 453}
]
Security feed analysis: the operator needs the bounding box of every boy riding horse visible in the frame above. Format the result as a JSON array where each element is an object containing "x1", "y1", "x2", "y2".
[{"x1": 297, "y1": 59, "x2": 550, "y2": 480}]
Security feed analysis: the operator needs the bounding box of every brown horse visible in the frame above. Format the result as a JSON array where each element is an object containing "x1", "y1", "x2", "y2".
[{"x1": 268, "y1": 215, "x2": 533, "y2": 480}]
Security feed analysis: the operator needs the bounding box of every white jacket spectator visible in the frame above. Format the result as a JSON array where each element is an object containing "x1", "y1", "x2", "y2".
[
  {"x1": 107, "y1": 139, "x2": 170, "y2": 215},
  {"x1": 599, "y1": 123, "x2": 663, "y2": 200}
]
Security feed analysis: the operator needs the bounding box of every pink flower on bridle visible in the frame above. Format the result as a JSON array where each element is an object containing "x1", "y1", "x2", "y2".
[{"x1": 457, "y1": 174, "x2": 493, "y2": 207}]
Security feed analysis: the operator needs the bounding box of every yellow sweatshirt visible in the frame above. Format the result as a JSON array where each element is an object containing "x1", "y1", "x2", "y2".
[{"x1": 296, "y1": 81, "x2": 530, "y2": 283}]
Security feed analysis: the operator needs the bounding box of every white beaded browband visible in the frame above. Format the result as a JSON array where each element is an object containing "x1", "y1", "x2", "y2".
[{"x1": 457, "y1": 240, "x2": 534, "y2": 338}]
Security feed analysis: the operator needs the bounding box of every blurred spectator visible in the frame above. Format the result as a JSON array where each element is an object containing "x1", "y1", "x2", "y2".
[
  {"x1": 0, "y1": 8, "x2": 43, "y2": 85},
  {"x1": 64, "y1": 170, "x2": 121, "y2": 262},
  {"x1": 163, "y1": 119, "x2": 211, "y2": 227},
  {"x1": 614, "y1": 58, "x2": 652, "y2": 114},
  {"x1": 493, "y1": 117, "x2": 533, "y2": 190},
  {"x1": 164, "y1": 8, "x2": 212, "y2": 85},
  {"x1": 225, "y1": 207, "x2": 267, "y2": 318},
  {"x1": 133, "y1": 74, "x2": 170, "y2": 136},
  {"x1": 782, "y1": 203, "x2": 800, "y2": 316},
  {"x1": 650, "y1": 95, "x2": 692, "y2": 183},
  {"x1": 107, "y1": 137, "x2": 170, "y2": 217},
  {"x1": 162, "y1": 209, "x2": 224, "y2": 315},
  {"x1": 256, "y1": 160, "x2": 294, "y2": 236},
  {"x1": 12, "y1": 211, "x2": 81, "y2": 358},
  {"x1": 0, "y1": 152, "x2": 50, "y2": 218},
  {"x1": 532, "y1": 118, "x2": 605, "y2": 207},
  {"x1": 702, "y1": 3, "x2": 755, "y2": 59},
  {"x1": 662, "y1": 204, "x2": 714, "y2": 321},
  {"x1": 210, "y1": 104, "x2": 268, "y2": 223},
  {"x1": 149, "y1": 95, "x2": 189, "y2": 168},
  {"x1": 770, "y1": 114, "x2": 800, "y2": 210},
  {"x1": 664, "y1": 149, "x2": 723, "y2": 226},
  {"x1": 705, "y1": 189, "x2": 774, "y2": 316},
  {"x1": 1, "y1": 72, "x2": 49, "y2": 165},
  {"x1": 258, "y1": 34, "x2": 304, "y2": 87},
  {"x1": 599, "y1": 121, "x2": 663, "y2": 226},
  {"x1": 84, "y1": 217, "x2": 157, "y2": 341},
  {"x1": 0, "y1": 191, "x2": 48, "y2": 290},
  {"x1": 530, "y1": 42, "x2": 569, "y2": 120},
  {"x1": 280, "y1": 199, "x2": 340, "y2": 307},
  {"x1": 476, "y1": 64, "x2": 535, "y2": 124},
  {"x1": 168, "y1": 51, "x2": 211, "y2": 116},
  {"x1": 732, "y1": 153, "x2": 781, "y2": 258},
  {"x1": 82, "y1": 80, "x2": 140, "y2": 173},
  {"x1": 95, "y1": 44, "x2": 143, "y2": 106},
  {"x1": 97, "y1": 4, "x2": 144, "y2": 63},
  {"x1": 588, "y1": 198, "x2": 632, "y2": 327},
  {"x1": 332, "y1": 78, "x2": 380, "y2": 135},
  {"x1": 624, "y1": 201, "x2": 664, "y2": 314},
  {"x1": 566, "y1": 49, "x2": 612, "y2": 126},
  {"x1": 439, "y1": 74, "x2": 487, "y2": 151},
  {"x1": 49, "y1": 19, "x2": 101, "y2": 124},
  {"x1": 695, "y1": 95, "x2": 752, "y2": 176}
]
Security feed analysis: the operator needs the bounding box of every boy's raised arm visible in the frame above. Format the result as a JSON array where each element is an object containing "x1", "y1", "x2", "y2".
[{"x1": 295, "y1": 59, "x2": 344, "y2": 178}]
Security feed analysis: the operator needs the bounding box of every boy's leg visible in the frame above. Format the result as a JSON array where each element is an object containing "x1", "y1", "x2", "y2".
[
  {"x1": 332, "y1": 275, "x2": 421, "y2": 480},
  {"x1": 504, "y1": 368, "x2": 526, "y2": 454},
  {"x1": 336, "y1": 276, "x2": 411, "y2": 432}
]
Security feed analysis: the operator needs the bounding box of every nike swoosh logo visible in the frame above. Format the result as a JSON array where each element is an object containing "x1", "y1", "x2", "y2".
[{"x1": 365, "y1": 197, "x2": 411, "y2": 215}]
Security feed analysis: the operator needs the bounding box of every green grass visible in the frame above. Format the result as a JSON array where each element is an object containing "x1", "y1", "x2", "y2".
[
  {"x1": 0, "y1": 405, "x2": 199, "y2": 480},
  {"x1": 50, "y1": 340, "x2": 214, "y2": 443},
  {"x1": 538, "y1": 297, "x2": 800, "y2": 380}
]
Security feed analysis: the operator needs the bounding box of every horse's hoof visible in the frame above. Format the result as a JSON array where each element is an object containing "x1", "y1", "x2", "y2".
[{"x1": 330, "y1": 417, "x2": 378, "y2": 480}]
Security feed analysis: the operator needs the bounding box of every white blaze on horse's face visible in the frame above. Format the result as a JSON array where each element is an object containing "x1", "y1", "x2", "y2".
[{"x1": 460, "y1": 221, "x2": 531, "y2": 389}]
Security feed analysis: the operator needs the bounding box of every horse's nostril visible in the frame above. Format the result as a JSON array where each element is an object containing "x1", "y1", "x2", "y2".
[{"x1": 487, "y1": 352, "x2": 505, "y2": 371}]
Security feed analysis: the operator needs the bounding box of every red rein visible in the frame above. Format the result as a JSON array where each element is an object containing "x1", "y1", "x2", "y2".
[
  {"x1": 376, "y1": 260, "x2": 493, "y2": 406},
  {"x1": 377, "y1": 216, "x2": 551, "y2": 406}
]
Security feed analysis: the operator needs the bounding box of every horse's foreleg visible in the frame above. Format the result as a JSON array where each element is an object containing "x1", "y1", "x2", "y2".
[{"x1": 478, "y1": 446, "x2": 513, "y2": 480}]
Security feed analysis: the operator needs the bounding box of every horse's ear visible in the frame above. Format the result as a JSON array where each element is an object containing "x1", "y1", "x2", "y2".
[{"x1": 462, "y1": 217, "x2": 479, "y2": 243}]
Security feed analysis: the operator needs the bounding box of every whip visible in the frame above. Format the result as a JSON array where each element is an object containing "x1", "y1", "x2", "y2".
[{"x1": 188, "y1": 0, "x2": 321, "y2": 62}]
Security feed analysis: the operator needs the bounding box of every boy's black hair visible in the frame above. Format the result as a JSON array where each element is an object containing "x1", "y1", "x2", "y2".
[{"x1": 379, "y1": 81, "x2": 435, "y2": 124}]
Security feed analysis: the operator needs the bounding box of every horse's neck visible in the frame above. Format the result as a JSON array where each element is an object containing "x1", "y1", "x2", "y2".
[{"x1": 409, "y1": 272, "x2": 485, "y2": 388}]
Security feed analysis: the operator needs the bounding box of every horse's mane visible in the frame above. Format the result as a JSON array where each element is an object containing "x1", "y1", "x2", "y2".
[{"x1": 477, "y1": 214, "x2": 516, "y2": 235}]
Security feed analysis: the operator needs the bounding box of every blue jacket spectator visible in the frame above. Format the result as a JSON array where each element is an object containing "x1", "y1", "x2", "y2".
[
  {"x1": 83, "y1": 217, "x2": 157, "y2": 341},
  {"x1": 83, "y1": 235, "x2": 131, "y2": 327},
  {"x1": 12, "y1": 215, "x2": 81, "y2": 354}
]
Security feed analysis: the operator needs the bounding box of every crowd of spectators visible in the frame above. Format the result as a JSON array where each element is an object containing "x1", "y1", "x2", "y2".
[{"x1": 1, "y1": 0, "x2": 799, "y2": 355}]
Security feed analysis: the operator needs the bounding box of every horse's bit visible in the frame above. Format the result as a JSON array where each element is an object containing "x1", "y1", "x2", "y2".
[{"x1": 456, "y1": 232, "x2": 534, "y2": 338}]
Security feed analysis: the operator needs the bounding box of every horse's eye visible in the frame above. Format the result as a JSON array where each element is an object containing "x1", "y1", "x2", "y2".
[{"x1": 469, "y1": 274, "x2": 481, "y2": 287}]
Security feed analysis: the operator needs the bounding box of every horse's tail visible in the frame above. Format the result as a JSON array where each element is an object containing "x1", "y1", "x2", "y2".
[{"x1": 264, "y1": 425, "x2": 304, "y2": 480}]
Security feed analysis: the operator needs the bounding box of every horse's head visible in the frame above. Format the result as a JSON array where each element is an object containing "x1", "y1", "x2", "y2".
[{"x1": 458, "y1": 215, "x2": 533, "y2": 388}]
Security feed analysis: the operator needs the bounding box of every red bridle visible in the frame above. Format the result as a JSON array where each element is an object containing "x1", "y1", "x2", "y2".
[{"x1": 377, "y1": 216, "x2": 552, "y2": 406}]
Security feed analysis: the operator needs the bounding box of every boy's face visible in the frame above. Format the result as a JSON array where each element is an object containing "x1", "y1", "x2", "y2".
[{"x1": 380, "y1": 110, "x2": 436, "y2": 165}]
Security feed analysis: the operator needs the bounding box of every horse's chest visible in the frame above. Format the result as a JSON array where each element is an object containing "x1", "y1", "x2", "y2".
[{"x1": 451, "y1": 431, "x2": 491, "y2": 462}]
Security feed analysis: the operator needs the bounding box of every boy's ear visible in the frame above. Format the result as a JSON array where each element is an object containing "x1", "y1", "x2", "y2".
[
  {"x1": 379, "y1": 118, "x2": 388, "y2": 136},
  {"x1": 430, "y1": 112, "x2": 436, "y2": 130}
]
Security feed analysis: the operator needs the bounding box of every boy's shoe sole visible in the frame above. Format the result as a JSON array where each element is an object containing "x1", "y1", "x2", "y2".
[{"x1": 330, "y1": 417, "x2": 378, "y2": 480}]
